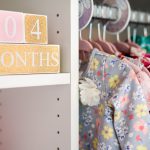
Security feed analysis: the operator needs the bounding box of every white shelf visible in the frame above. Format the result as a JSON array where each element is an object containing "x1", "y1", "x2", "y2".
[{"x1": 0, "y1": 73, "x2": 70, "y2": 89}]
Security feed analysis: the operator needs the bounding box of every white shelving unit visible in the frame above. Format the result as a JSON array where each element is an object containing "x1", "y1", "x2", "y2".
[
  {"x1": 0, "y1": 73, "x2": 70, "y2": 89},
  {"x1": 0, "y1": 0, "x2": 79, "y2": 150}
]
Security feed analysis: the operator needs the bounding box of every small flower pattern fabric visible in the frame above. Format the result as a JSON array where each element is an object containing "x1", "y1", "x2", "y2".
[
  {"x1": 123, "y1": 58, "x2": 150, "y2": 110},
  {"x1": 79, "y1": 49, "x2": 150, "y2": 150}
]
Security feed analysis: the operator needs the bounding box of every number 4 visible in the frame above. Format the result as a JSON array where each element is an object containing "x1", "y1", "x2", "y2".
[{"x1": 31, "y1": 19, "x2": 41, "y2": 40}]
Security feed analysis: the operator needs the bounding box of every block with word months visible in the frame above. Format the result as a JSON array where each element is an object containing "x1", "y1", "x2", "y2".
[
  {"x1": 0, "y1": 10, "x2": 48, "y2": 44},
  {"x1": 0, "y1": 44, "x2": 60, "y2": 75}
]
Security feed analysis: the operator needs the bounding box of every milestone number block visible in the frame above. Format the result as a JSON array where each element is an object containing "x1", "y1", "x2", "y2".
[
  {"x1": 0, "y1": 10, "x2": 48, "y2": 44},
  {"x1": 25, "y1": 14, "x2": 48, "y2": 44}
]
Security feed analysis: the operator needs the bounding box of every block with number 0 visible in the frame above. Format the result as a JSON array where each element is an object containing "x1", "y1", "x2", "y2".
[{"x1": 0, "y1": 10, "x2": 48, "y2": 44}]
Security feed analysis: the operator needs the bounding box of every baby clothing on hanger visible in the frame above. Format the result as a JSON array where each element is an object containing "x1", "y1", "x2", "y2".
[
  {"x1": 130, "y1": 46, "x2": 146, "y2": 58},
  {"x1": 126, "y1": 57, "x2": 150, "y2": 77},
  {"x1": 123, "y1": 58, "x2": 150, "y2": 109},
  {"x1": 79, "y1": 49, "x2": 150, "y2": 150},
  {"x1": 122, "y1": 45, "x2": 150, "y2": 72}
]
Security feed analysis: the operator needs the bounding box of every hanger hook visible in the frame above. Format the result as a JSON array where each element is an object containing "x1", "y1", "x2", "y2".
[
  {"x1": 127, "y1": 26, "x2": 131, "y2": 41},
  {"x1": 117, "y1": 33, "x2": 120, "y2": 42},
  {"x1": 89, "y1": 23, "x2": 93, "y2": 41},
  {"x1": 79, "y1": 30, "x2": 83, "y2": 40},
  {"x1": 98, "y1": 23, "x2": 101, "y2": 40},
  {"x1": 103, "y1": 24, "x2": 106, "y2": 41},
  {"x1": 144, "y1": 27, "x2": 148, "y2": 37}
]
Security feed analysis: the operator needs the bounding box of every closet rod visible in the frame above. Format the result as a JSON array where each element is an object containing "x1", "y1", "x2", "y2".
[{"x1": 93, "y1": 5, "x2": 150, "y2": 25}]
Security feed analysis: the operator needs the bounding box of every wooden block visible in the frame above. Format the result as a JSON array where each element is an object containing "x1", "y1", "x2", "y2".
[
  {"x1": 0, "y1": 10, "x2": 48, "y2": 44},
  {"x1": 0, "y1": 10, "x2": 24, "y2": 43},
  {"x1": 25, "y1": 14, "x2": 48, "y2": 44},
  {"x1": 0, "y1": 44, "x2": 60, "y2": 75}
]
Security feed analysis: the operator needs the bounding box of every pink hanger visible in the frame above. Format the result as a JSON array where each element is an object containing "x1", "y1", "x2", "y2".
[
  {"x1": 88, "y1": 23, "x2": 104, "y2": 51},
  {"x1": 106, "y1": 8, "x2": 122, "y2": 56},
  {"x1": 96, "y1": 23, "x2": 115, "y2": 54},
  {"x1": 126, "y1": 26, "x2": 146, "y2": 58},
  {"x1": 109, "y1": 42, "x2": 122, "y2": 56},
  {"x1": 126, "y1": 26, "x2": 140, "y2": 48},
  {"x1": 79, "y1": 30, "x2": 93, "y2": 62},
  {"x1": 127, "y1": 40, "x2": 141, "y2": 48},
  {"x1": 114, "y1": 33, "x2": 130, "y2": 55}
]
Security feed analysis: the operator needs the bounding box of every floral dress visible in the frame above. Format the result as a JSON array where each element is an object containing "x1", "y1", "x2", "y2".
[{"x1": 79, "y1": 49, "x2": 150, "y2": 150}]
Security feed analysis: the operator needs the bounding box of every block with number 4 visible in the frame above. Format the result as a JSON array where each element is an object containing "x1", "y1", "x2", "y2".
[{"x1": 0, "y1": 10, "x2": 48, "y2": 44}]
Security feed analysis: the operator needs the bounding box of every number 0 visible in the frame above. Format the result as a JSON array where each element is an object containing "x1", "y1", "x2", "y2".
[
  {"x1": 31, "y1": 19, "x2": 41, "y2": 40},
  {"x1": 4, "y1": 16, "x2": 17, "y2": 38}
]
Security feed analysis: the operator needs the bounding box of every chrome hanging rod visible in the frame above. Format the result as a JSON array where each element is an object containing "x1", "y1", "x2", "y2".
[{"x1": 93, "y1": 5, "x2": 150, "y2": 25}]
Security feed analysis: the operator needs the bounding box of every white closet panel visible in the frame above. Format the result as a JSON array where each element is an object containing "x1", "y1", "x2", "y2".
[{"x1": 0, "y1": 86, "x2": 70, "y2": 150}]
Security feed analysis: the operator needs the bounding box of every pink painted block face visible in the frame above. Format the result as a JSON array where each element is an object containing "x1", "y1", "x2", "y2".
[{"x1": 0, "y1": 11, "x2": 24, "y2": 43}]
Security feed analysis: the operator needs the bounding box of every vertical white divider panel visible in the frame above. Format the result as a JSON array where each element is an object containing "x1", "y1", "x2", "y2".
[{"x1": 71, "y1": 0, "x2": 79, "y2": 150}]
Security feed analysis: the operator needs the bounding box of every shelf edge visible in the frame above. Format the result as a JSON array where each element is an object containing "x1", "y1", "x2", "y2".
[{"x1": 0, "y1": 73, "x2": 70, "y2": 89}]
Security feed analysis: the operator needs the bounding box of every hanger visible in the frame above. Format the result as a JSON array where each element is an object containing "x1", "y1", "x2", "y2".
[
  {"x1": 107, "y1": 6, "x2": 122, "y2": 56},
  {"x1": 126, "y1": 26, "x2": 140, "y2": 48},
  {"x1": 88, "y1": 23, "x2": 104, "y2": 51},
  {"x1": 114, "y1": 32, "x2": 130, "y2": 55},
  {"x1": 79, "y1": 30, "x2": 93, "y2": 52},
  {"x1": 79, "y1": 30, "x2": 93, "y2": 62},
  {"x1": 109, "y1": 42, "x2": 122, "y2": 56},
  {"x1": 144, "y1": 26, "x2": 148, "y2": 37},
  {"x1": 96, "y1": 6, "x2": 117, "y2": 55},
  {"x1": 107, "y1": 1, "x2": 130, "y2": 56},
  {"x1": 96, "y1": 23, "x2": 115, "y2": 54},
  {"x1": 133, "y1": 27, "x2": 138, "y2": 43}
]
